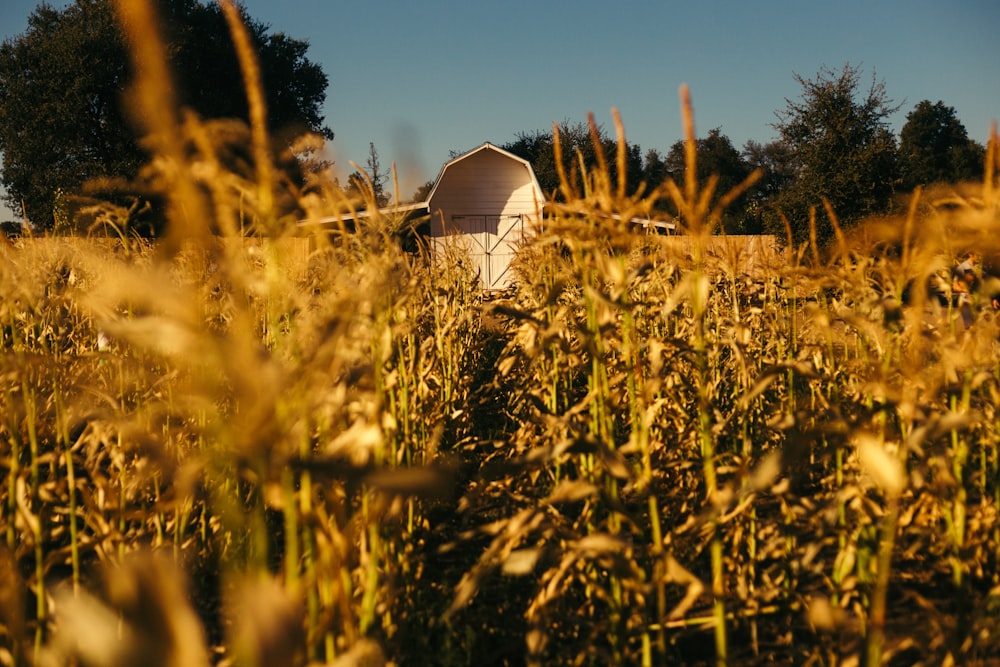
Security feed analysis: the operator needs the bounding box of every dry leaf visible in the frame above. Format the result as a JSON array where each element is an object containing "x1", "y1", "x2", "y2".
[{"x1": 856, "y1": 434, "x2": 904, "y2": 498}]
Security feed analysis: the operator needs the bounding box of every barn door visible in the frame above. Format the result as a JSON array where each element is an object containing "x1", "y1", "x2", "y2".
[
  {"x1": 449, "y1": 214, "x2": 525, "y2": 290},
  {"x1": 485, "y1": 215, "x2": 525, "y2": 290}
]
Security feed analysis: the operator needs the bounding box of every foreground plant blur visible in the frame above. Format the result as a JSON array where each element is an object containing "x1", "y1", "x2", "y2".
[{"x1": 2, "y1": 4, "x2": 1000, "y2": 666}]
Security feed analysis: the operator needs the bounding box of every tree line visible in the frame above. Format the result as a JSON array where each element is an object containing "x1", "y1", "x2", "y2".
[
  {"x1": 498, "y1": 65, "x2": 985, "y2": 245},
  {"x1": 0, "y1": 1, "x2": 987, "y2": 245}
]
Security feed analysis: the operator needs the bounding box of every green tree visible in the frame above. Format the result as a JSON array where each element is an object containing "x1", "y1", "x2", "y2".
[
  {"x1": 664, "y1": 128, "x2": 754, "y2": 233},
  {"x1": 502, "y1": 120, "x2": 644, "y2": 201},
  {"x1": 898, "y1": 100, "x2": 985, "y2": 190},
  {"x1": 502, "y1": 129, "x2": 559, "y2": 195},
  {"x1": 743, "y1": 140, "x2": 796, "y2": 202},
  {"x1": 346, "y1": 142, "x2": 389, "y2": 208},
  {"x1": 769, "y1": 64, "x2": 900, "y2": 245},
  {"x1": 641, "y1": 148, "x2": 668, "y2": 189},
  {"x1": 410, "y1": 180, "x2": 434, "y2": 204},
  {"x1": 743, "y1": 139, "x2": 796, "y2": 234},
  {"x1": 0, "y1": 0, "x2": 332, "y2": 229}
]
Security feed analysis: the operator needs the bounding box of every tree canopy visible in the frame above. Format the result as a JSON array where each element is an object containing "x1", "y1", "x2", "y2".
[
  {"x1": 345, "y1": 142, "x2": 390, "y2": 208},
  {"x1": 502, "y1": 121, "x2": 646, "y2": 201},
  {"x1": 664, "y1": 128, "x2": 755, "y2": 233},
  {"x1": 0, "y1": 0, "x2": 332, "y2": 229},
  {"x1": 768, "y1": 64, "x2": 901, "y2": 244},
  {"x1": 899, "y1": 100, "x2": 984, "y2": 190},
  {"x1": 742, "y1": 139, "x2": 796, "y2": 233}
]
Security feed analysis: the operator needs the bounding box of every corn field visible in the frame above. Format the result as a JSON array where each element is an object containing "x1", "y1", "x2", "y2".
[{"x1": 2, "y1": 4, "x2": 1000, "y2": 666}]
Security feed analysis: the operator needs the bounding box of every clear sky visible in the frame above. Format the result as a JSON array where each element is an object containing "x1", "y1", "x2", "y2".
[{"x1": 2, "y1": 0, "x2": 999, "y2": 201}]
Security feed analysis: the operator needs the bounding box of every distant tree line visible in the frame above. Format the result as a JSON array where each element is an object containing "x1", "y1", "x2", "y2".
[{"x1": 499, "y1": 64, "x2": 986, "y2": 245}]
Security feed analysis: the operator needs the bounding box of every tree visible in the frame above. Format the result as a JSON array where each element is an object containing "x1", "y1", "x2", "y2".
[
  {"x1": 743, "y1": 139, "x2": 797, "y2": 234},
  {"x1": 769, "y1": 64, "x2": 901, "y2": 245},
  {"x1": 0, "y1": 0, "x2": 332, "y2": 229},
  {"x1": 502, "y1": 129, "x2": 560, "y2": 196},
  {"x1": 743, "y1": 139, "x2": 796, "y2": 201},
  {"x1": 663, "y1": 128, "x2": 754, "y2": 233},
  {"x1": 502, "y1": 120, "x2": 644, "y2": 201},
  {"x1": 346, "y1": 142, "x2": 389, "y2": 208},
  {"x1": 641, "y1": 148, "x2": 668, "y2": 189},
  {"x1": 410, "y1": 180, "x2": 434, "y2": 204},
  {"x1": 898, "y1": 100, "x2": 985, "y2": 190}
]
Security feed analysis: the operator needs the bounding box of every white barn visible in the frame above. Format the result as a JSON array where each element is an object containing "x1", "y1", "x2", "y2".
[
  {"x1": 301, "y1": 141, "x2": 545, "y2": 291},
  {"x1": 302, "y1": 141, "x2": 681, "y2": 291},
  {"x1": 424, "y1": 142, "x2": 545, "y2": 291}
]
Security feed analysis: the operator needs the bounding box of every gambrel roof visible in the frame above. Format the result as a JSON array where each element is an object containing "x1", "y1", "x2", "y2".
[{"x1": 425, "y1": 142, "x2": 545, "y2": 210}]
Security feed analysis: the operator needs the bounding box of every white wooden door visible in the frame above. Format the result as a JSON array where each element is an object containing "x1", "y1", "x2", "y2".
[{"x1": 449, "y1": 214, "x2": 525, "y2": 290}]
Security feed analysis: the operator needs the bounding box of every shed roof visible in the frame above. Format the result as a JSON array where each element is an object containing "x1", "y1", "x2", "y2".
[{"x1": 425, "y1": 142, "x2": 544, "y2": 204}]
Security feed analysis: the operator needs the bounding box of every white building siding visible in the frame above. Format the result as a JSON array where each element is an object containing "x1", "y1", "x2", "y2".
[{"x1": 427, "y1": 144, "x2": 544, "y2": 290}]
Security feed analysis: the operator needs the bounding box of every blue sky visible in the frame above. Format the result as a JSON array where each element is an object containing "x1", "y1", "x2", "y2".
[{"x1": 2, "y1": 0, "x2": 999, "y2": 200}]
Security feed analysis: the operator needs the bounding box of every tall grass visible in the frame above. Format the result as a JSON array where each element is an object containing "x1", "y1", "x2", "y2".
[{"x1": 0, "y1": 3, "x2": 999, "y2": 665}]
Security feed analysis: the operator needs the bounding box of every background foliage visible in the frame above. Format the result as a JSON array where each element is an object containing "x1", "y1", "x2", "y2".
[{"x1": 0, "y1": 0, "x2": 331, "y2": 230}]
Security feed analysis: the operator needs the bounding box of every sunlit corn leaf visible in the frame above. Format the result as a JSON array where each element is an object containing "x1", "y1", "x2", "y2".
[
  {"x1": 43, "y1": 551, "x2": 211, "y2": 667},
  {"x1": 13, "y1": 477, "x2": 41, "y2": 538},
  {"x1": 322, "y1": 420, "x2": 383, "y2": 466},
  {"x1": 566, "y1": 433, "x2": 631, "y2": 480},
  {"x1": 856, "y1": 434, "x2": 905, "y2": 498},
  {"x1": 928, "y1": 410, "x2": 978, "y2": 440},
  {"x1": 573, "y1": 533, "x2": 628, "y2": 556},
  {"x1": 327, "y1": 638, "x2": 387, "y2": 667},
  {"x1": 542, "y1": 479, "x2": 599, "y2": 504},
  {"x1": 44, "y1": 585, "x2": 138, "y2": 667},
  {"x1": 662, "y1": 554, "x2": 704, "y2": 621},
  {"x1": 833, "y1": 545, "x2": 857, "y2": 586},
  {"x1": 502, "y1": 548, "x2": 540, "y2": 576},
  {"x1": 228, "y1": 576, "x2": 305, "y2": 667},
  {"x1": 445, "y1": 508, "x2": 545, "y2": 619},
  {"x1": 486, "y1": 302, "x2": 544, "y2": 326},
  {"x1": 749, "y1": 451, "x2": 783, "y2": 491},
  {"x1": 102, "y1": 316, "x2": 201, "y2": 359},
  {"x1": 109, "y1": 552, "x2": 211, "y2": 667},
  {"x1": 805, "y1": 594, "x2": 848, "y2": 632}
]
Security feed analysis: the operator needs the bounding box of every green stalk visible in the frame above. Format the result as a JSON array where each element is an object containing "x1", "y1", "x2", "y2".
[
  {"x1": 359, "y1": 492, "x2": 380, "y2": 635},
  {"x1": 648, "y1": 495, "x2": 667, "y2": 658},
  {"x1": 622, "y1": 287, "x2": 651, "y2": 487},
  {"x1": 864, "y1": 493, "x2": 899, "y2": 667},
  {"x1": 832, "y1": 440, "x2": 847, "y2": 606},
  {"x1": 22, "y1": 380, "x2": 44, "y2": 658},
  {"x1": 5, "y1": 387, "x2": 21, "y2": 556},
  {"x1": 282, "y1": 466, "x2": 300, "y2": 591},
  {"x1": 301, "y1": 513, "x2": 320, "y2": 660},
  {"x1": 710, "y1": 537, "x2": 727, "y2": 667},
  {"x1": 580, "y1": 256, "x2": 619, "y2": 524},
  {"x1": 865, "y1": 405, "x2": 912, "y2": 666},
  {"x1": 54, "y1": 389, "x2": 79, "y2": 594},
  {"x1": 747, "y1": 506, "x2": 759, "y2": 657},
  {"x1": 947, "y1": 374, "x2": 973, "y2": 589},
  {"x1": 117, "y1": 431, "x2": 126, "y2": 563},
  {"x1": 153, "y1": 474, "x2": 165, "y2": 545},
  {"x1": 691, "y1": 241, "x2": 726, "y2": 666},
  {"x1": 296, "y1": 420, "x2": 319, "y2": 659}
]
